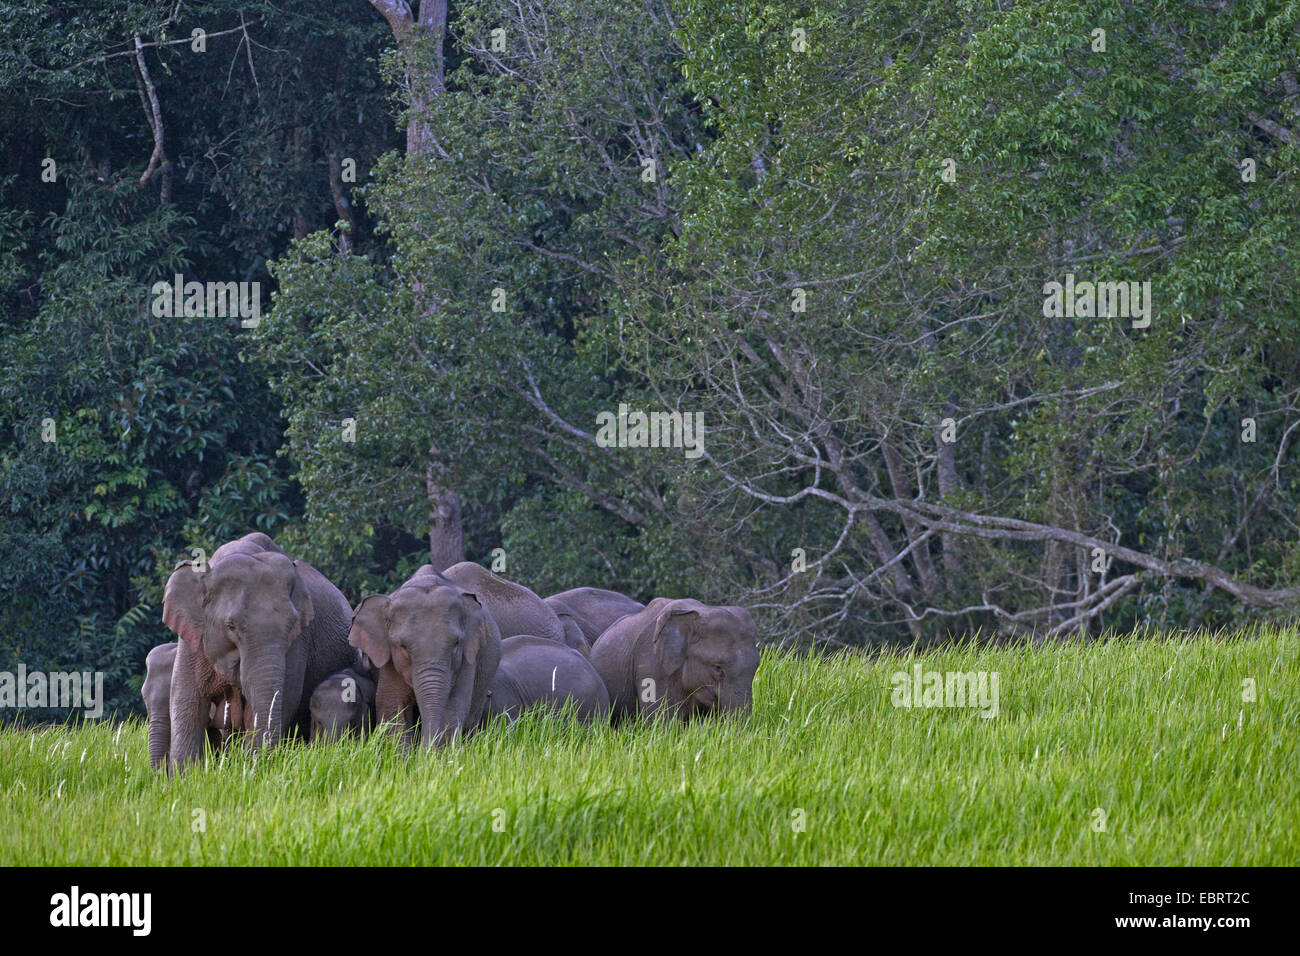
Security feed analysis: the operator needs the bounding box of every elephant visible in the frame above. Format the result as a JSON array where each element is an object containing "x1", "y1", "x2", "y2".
[
  {"x1": 309, "y1": 667, "x2": 376, "y2": 743},
  {"x1": 483, "y1": 635, "x2": 610, "y2": 723},
  {"x1": 141, "y1": 643, "x2": 247, "y2": 769},
  {"x1": 348, "y1": 566, "x2": 502, "y2": 748},
  {"x1": 545, "y1": 603, "x2": 593, "y2": 658},
  {"x1": 589, "y1": 598, "x2": 760, "y2": 722},
  {"x1": 161, "y1": 532, "x2": 354, "y2": 770},
  {"x1": 544, "y1": 587, "x2": 644, "y2": 650},
  {"x1": 440, "y1": 561, "x2": 586, "y2": 654}
]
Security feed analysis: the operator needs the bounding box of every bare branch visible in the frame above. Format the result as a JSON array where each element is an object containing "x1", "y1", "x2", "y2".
[{"x1": 133, "y1": 37, "x2": 172, "y2": 202}]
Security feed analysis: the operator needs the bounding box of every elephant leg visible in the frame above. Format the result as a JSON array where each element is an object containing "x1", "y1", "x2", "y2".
[
  {"x1": 281, "y1": 640, "x2": 309, "y2": 740},
  {"x1": 221, "y1": 690, "x2": 246, "y2": 749},
  {"x1": 374, "y1": 665, "x2": 416, "y2": 751},
  {"x1": 168, "y1": 640, "x2": 209, "y2": 772},
  {"x1": 443, "y1": 658, "x2": 480, "y2": 739},
  {"x1": 398, "y1": 709, "x2": 418, "y2": 753}
]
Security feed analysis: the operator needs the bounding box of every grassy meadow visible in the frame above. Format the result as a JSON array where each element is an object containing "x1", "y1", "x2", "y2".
[{"x1": 1, "y1": 626, "x2": 1295, "y2": 865}]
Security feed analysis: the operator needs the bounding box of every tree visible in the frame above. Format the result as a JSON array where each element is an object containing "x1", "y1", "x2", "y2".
[
  {"x1": 257, "y1": 0, "x2": 707, "y2": 594},
  {"x1": 0, "y1": 0, "x2": 398, "y2": 716},
  {"x1": 618, "y1": 0, "x2": 1300, "y2": 644},
  {"x1": 363, "y1": 0, "x2": 464, "y2": 569}
]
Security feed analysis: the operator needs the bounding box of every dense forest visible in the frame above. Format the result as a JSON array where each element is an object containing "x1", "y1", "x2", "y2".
[{"x1": 2, "y1": 0, "x2": 1298, "y2": 717}]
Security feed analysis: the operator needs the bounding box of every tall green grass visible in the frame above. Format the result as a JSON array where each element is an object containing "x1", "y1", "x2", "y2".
[{"x1": 1, "y1": 626, "x2": 1295, "y2": 865}]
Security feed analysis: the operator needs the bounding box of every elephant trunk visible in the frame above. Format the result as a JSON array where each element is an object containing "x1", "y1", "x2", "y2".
[
  {"x1": 147, "y1": 711, "x2": 170, "y2": 769},
  {"x1": 414, "y1": 662, "x2": 452, "y2": 748},
  {"x1": 245, "y1": 651, "x2": 287, "y2": 751}
]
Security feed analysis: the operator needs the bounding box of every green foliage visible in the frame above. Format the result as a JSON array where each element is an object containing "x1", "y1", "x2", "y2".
[
  {"x1": 254, "y1": 0, "x2": 709, "y2": 596},
  {"x1": 3, "y1": 0, "x2": 1297, "y2": 679},
  {"x1": 0, "y1": 178, "x2": 294, "y2": 716},
  {"x1": 626, "y1": 0, "x2": 1300, "y2": 640},
  {"x1": 251, "y1": 0, "x2": 1300, "y2": 645},
  {"x1": 0, "y1": 0, "x2": 398, "y2": 716}
]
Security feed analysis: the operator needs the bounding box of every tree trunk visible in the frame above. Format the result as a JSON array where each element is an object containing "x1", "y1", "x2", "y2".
[
  {"x1": 327, "y1": 151, "x2": 355, "y2": 252},
  {"x1": 369, "y1": 0, "x2": 464, "y2": 570},
  {"x1": 426, "y1": 454, "x2": 464, "y2": 571},
  {"x1": 882, "y1": 439, "x2": 940, "y2": 596},
  {"x1": 935, "y1": 400, "x2": 966, "y2": 577},
  {"x1": 367, "y1": 0, "x2": 447, "y2": 156}
]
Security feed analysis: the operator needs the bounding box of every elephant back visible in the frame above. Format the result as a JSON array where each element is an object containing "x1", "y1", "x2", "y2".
[
  {"x1": 545, "y1": 588, "x2": 645, "y2": 646},
  {"x1": 494, "y1": 635, "x2": 610, "y2": 721},
  {"x1": 441, "y1": 562, "x2": 567, "y2": 644}
]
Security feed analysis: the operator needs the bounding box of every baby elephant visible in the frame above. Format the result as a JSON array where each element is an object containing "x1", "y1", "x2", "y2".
[
  {"x1": 484, "y1": 635, "x2": 610, "y2": 724},
  {"x1": 141, "y1": 642, "x2": 246, "y2": 769},
  {"x1": 309, "y1": 668, "x2": 377, "y2": 743}
]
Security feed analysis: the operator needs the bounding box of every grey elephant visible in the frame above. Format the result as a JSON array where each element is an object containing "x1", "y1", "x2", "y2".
[
  {"x1": 349, "y1": 565, "x2": 502, "y2": 748},
  {"x1": 544, "y1": 587, "x2": 644, "y2": 650},
  {"x1": 309, "y1": 667, "x2": 377, "y2": 743},
  {"x1": 440, "y1": 562, "x2": 587, "y2": 655},
  {"x1": 543, "y1": 603, "x2": 593, "y2": 657},
  {"x1": 483, "y1": 635, "x2": 610, "y2": 724},
  {"x1": 590, "y1": 598, "x2": 760, "y2": 722},
  {"x1": 141, "y1": 643, "x2": 249, "y2": 768},
  {"x1": 161, "y1": 532, "x2": 354, "y2": 770}
]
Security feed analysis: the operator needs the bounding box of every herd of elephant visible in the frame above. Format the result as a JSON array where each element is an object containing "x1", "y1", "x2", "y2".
[{"x1": 141, "y1": 533, "x2": 761, "y2": 771}]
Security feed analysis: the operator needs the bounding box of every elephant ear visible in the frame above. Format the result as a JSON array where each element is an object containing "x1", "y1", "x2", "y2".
[
  {"x1": 352, "y1": 645, "x2": 377, "y2": 679},
  {"x1": 349, "y1": 594, "x2": 391, "y2": 669},
  {"x1": 163, "y1": 560, "x2": 208, "y2": 648},
  {"x1": 458, "y1": 591, "x2": 491, "y2": 666},
  {"x1": 287, "y1": 559, "x2": 316, "y2": 644},
  {"x1": 652, "y1": 606, "x2": 700, "y2": 674}
]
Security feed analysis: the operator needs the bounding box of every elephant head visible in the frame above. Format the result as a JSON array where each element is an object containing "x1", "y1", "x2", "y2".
[
  {"x1": 349, "y1": 582, "x2": 501, "y2": 747},
  {"x1": 649, "y1": 600, "x2": 760, "y2": 717},
  {"x1": 309, "y1": 669, "x2": 375, "y2": 743},
  {"x1": 162, "y1": 549, "x2": 314, "y2": 749}
]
